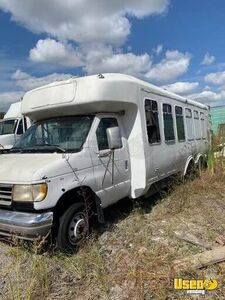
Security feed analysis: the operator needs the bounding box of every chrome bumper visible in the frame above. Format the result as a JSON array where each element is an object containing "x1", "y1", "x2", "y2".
[{"x1": 0, "y1": 209, "x2": 53, "y2": 240}]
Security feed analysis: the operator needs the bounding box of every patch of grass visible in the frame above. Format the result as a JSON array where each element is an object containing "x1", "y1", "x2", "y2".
[
  {"x1": 52, "y1": 239, "x2": 110, "y2": 298},
  {"x1": 1, "y1": 244, "x2": 51, "y2": 300}
]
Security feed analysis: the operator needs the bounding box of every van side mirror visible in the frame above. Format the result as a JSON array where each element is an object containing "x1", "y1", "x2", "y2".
[{"x1": 106, "y1": 127, "x2": 122, "y2": 150}]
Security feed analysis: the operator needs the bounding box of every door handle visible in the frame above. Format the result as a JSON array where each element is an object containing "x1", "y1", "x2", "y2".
[{"x1": 98, "y1": 151, "x2": 111, "y2": 158}]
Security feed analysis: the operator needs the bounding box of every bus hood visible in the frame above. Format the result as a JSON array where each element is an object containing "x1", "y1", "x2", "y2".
[{"x1": 0, "y1": 153, "x2": 69, "y2": 183}]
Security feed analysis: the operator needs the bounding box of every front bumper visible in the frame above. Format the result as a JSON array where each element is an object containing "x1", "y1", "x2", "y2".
[{"x1": 0, "y1": 209, "x2": 53, "y2": 240}]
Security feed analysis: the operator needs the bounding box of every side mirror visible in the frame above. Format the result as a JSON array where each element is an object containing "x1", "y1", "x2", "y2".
[{"x1": 106, "y1": 127, "x2": 122, "y2": 150}]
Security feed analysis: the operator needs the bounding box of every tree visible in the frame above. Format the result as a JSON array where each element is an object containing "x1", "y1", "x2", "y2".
[{"x1": 0, "y1": 112, "x2": 5, "y2": 119}]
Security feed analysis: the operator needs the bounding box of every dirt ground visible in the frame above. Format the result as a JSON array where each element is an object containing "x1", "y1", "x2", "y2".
[{"x1": 0, "y1": 169, "x2": 225, "y2": 299}]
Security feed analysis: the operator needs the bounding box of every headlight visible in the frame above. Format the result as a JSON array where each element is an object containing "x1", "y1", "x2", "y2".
[{"x1": 13, "y1": 184, "x2": 48, "y2": 202}]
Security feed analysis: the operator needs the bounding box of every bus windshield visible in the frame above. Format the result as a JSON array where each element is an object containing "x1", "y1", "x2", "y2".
[
  {"x1": 0, "y1": 119, "x2": 18, "y2": 135},
  {"x1": 12, "y1": 116, "x2": 94, "y2": 153}
]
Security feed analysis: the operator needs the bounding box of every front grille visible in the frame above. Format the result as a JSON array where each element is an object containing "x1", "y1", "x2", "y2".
[{"x1": 0, "y1": 185, "x2": 13, "y2": 206}]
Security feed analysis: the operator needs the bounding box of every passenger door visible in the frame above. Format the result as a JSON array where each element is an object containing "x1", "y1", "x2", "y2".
[
  {"x1": 89, "y1": 115, "x2": 131, "y2": 207},
  {"x1": 144, "y1": 98, "x2": 163, "y2": 183}
]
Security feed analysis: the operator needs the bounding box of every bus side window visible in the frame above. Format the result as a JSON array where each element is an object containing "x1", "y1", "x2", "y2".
[
  {"x1": 163, "y1": 103, "x2": 175, "y2": 141},
  {"x1": 145, "y1": 99, "x2": 161, "y2": 144},
  {"x1": 175, "y1": 106, "x2": 185, "y2": 141},
  {"x1": 185, "y1": 108, "x2": 194, "y2": 140},
  {"x1": 200, "y1": 112, "x2": 206, "y2": 139},
  {"x1": 194, "y1": 110, "x2": 201, "y2": 139}
]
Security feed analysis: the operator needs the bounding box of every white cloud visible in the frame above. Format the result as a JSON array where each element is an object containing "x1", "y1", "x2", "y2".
[
  {"x1": 0, "y1": 1, "x2": 174, "y2": 111},
  {"x1": 189, "y1": 90, "x2": 225, "y2": 105},
  {"x1": 11, "y1": 70, "x2": 73, "y2": 91},
  {"x1": 83, "y1": 44, "x2": 115, "y2": 67},
  {"x1": 0, "y1": 0, "x2": 169, "y2": 46},
  {"x1": 29, "y1": 39, "x2": 152, "y2": 77},
  {"x1": 24, "y1": 39, "x2": 192, "y2": 84},
  {"x1": 162, "y1": 81, "x2": 199, "y2": 95},
  {"x1": 1, "y1": 1, "x2": 169, "y2": 76},
  {"x1": 203, "y1": 85, "x2": 211, "y2": 91},
  {"x1": 29, "y1": 39, "x2": 84, "y2": 67},
  {"x1": 205, "y1": 71, "x2": 225, "y2": 86},
  {"x1": 27, "y1": 40, "x2": 192, "y2": 84},
  {"x1": 85, "y1": 51, "x2": 152, "y2": 76},
  {"x1": 154, "y1": 44, "x2": 163, "y2": 56},
  {"x1": 0, "y1": 70, "x2": 74, "y2": 111},
  {"x1": 201, "y1": 52, "x2": 215, "y2": 65},
  {"x1": 146, "y1": 50, "x2": 191, "y2": 84},
  {"x1": 0, "y1": 91, "x2": 24, "y2": 112}
]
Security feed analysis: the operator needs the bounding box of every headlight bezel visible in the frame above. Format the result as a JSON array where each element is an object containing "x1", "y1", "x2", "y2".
[{"x1": 12, "y1": 183, "x2": 48, "y2": 202}]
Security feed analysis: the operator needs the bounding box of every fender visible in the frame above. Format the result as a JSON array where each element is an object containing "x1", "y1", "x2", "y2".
[
  {"x1": 183, "y1": 156, "x2": 194, "y2": 176},
  {"x1": 54, "y1": 186, "x2": 105, "y2": 223},
  {"x1": 195, "y1": 153, "x2": 204, "y2": 164}
]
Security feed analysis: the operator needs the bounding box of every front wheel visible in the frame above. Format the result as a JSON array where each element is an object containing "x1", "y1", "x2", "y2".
[{"x1": 56, "y1": 202, "x2": 89, "y2": 253}]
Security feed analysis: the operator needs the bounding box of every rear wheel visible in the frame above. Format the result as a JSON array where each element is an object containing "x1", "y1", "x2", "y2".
[
  {"x1": 185, "y1": 161, "x2": 197, "y2": 181},
  {"x1": 56, "y1": 202, "x2": 89, "y2": 253},
  {"x1": 197, "y1": 157, "x2": 208, "y2": 176}
]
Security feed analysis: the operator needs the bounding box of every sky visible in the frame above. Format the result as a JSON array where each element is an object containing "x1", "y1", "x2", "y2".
[{"x1": 0, "y1": 0, "x2": 225, "y2": 112}]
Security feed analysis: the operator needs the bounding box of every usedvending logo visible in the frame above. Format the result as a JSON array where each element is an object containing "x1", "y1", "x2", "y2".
[{"x1": 174, "y1": 278, "x2": 218, "y2": 295}]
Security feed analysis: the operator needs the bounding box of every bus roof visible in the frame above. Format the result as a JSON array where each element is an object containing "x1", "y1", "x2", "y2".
[{"x1": 22, "y1": 73, "x2": 208, "y2": 120}]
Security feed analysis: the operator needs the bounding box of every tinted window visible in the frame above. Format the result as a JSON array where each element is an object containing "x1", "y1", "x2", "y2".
[
  {"x1": 24, "y1": 118, "x2": 27, "y2": 131},
  {"x1": 200, "y1": 112, "x2": 207, "y2": 138},
  {"x1": 194, "y1": 110, "x2": 199, "y2": 119},
  {"x1": 194, "y1": 110, "x2": 201, "y2": 139},
  {"x1": 17, "y1": 119, "x2": 24, "y2": 135},
  {"x1": 185, "y1": 108, "x2": 192, "y2": 118},
  {"x1": 185, "y1": 108, "x2": 194, "y2": 140},
  {"x1": 145, "y1": 99, "x2": 161, "y2": 143},
  {"x1": 163, "y1": 104, "x2": 175, "y2": 141},
  {"x1": 96, "y1": 118, "x2": 119, "y2": 150},
  {"x1": 175, "y1": 106, "x2": 185, "y2": 141}
]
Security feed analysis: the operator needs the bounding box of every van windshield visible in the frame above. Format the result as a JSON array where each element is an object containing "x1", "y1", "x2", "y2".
[
  {"x1": 12, "y1": 116, "x2": 94, "y2": 153},
  {"x1": 0, "y1": 119, "x2": 18, "y2": 135}
]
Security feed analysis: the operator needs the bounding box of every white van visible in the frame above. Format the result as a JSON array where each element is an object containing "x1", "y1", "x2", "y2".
[
  {"x1": 0, "y1": 74, "x2": 210, "y2": 251},
  {"x1": 0, "y1": 102, "x2": 30, "y2": 149}
]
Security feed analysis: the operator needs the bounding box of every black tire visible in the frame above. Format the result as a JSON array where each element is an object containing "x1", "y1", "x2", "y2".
[
  {"x1": 56, "y1": 202, "x2": 89, "y2": 253},
  {"x1": 201, "y1": 157, "x2": 208, "y2": 169},
  {"x1": 185, "y1": 161, "x2": 197, "y2": 181},
  {"x1": 197, "y1": 157, "x2": 207, "y2": 176}
]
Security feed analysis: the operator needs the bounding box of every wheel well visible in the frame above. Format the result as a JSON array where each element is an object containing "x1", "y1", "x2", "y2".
[
  {"x1": 184, "y1": 158, "x2": 195, "y2": 176},
  {"x1": 196, "y1": 154, "x2": 204, "y2": 164},
  {"x1": 53, "y1": 186, "x2": 97, "y2": 218},
  {"x1": 197, "y1": 154, "x2": 208, "y2": 169}
]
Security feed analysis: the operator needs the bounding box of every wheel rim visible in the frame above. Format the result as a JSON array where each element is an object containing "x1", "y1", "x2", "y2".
[{"x1": 68, "y1": 212, "x2": 88, "y2": 246}]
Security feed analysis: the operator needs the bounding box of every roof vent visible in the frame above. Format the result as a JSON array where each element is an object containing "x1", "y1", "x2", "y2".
[{"x1": 98, "y1": 74, "x2": 105, "y2": 79}]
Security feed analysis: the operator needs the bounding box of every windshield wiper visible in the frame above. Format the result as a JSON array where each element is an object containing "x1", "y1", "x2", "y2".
[
  {"x1": 32, "y1": 144, "x2": 66, "y2": 153},
  {"x1": 10, "y1": 144, "x2": 66, "y2": 153}
]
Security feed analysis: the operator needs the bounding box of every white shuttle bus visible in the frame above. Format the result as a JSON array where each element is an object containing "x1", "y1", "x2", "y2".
[
  {"x1": 0, "y1": 101, "x2": 30, "y2": 149},
  {"x1": 0, "y1": 74, "x2": 210, "y2": 251}
]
